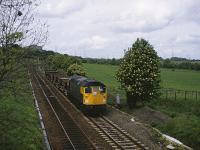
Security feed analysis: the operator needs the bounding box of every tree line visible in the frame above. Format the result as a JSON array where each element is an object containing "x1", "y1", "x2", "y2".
[
  {"x1": 161, "y1": 58, "x2": 200, "y2": 71},
  {"x1": 81, "y1": 57, "x2": 200, "y2": 71},
  {"x1": 81, "y1": 57, "x2": 121, "y2": 65},
  {"x1": 26, "y1": 45, "x2": 85, "y2": 76}
]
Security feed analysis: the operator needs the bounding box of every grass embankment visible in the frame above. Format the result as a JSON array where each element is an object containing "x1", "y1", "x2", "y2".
[
  {"x1": 83, "y1": 63, "x2": 200, "y2": 149},
  {"x1": 0, "y1": 65, "x2": 44, "y2": 150}
]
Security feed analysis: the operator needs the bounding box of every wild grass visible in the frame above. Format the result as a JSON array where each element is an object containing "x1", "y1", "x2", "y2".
[
  {"x1": 0, "y1": 65, "x2": 44, "y2": 150},
  {"x1": 151, "y1": 99, "x2": 200, "y2": 149}
]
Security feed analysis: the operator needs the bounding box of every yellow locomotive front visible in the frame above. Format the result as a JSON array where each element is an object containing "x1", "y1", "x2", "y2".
[
  {"x1": 68, "y1": 75, "x2": 107, "y2": 112},
  {"x1": 81, "y1": 86, "x2": 107, "y2": 105}
]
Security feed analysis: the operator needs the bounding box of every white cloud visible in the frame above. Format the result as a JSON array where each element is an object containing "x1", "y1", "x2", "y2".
[
  {"x1": 37, "y1": 0, "x2": 200, "y2": 59},
  {"x1": 78, "y1": 35, "x2": 108, "y2": 50},
  {"x1": 38, "y1": 0, "x2": 85, "y2": 18}
]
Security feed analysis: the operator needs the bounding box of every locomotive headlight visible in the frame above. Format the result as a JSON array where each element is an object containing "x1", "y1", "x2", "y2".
[{"x1": 85, "y1": 99, "x2": 89, "y2": 103}]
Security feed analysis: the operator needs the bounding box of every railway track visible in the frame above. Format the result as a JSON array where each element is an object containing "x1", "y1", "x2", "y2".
[
  {"x1": 88, "y1": 116, "x2": 149, "y2": 150},
  {"x1": 32, "y1": 67, "x2": 150, "y2": 149},
  {"x1": 31, "y1": 68, "x2": 95, "y2": 150}
]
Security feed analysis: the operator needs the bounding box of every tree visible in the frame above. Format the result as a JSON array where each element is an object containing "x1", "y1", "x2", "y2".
[
  {"x1": 0, "y1": 0, "x2": 48, "y2": 86},
  {"x1": 162, "y1": 59, "x2": 176, "y2": 68},
  {"x1": 116, "y1": 38, "x2": 160, "y2": 108},
  {"x1": 45, "y1": 53, "x2": 82, "y2": 71},
  {"x1": 67, "y1": 64, "x2": 86, "y2": 76}
]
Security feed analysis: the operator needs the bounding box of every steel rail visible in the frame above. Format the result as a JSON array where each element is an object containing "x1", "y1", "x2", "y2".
[
  {"x1": 35, "y1": 71, "x2": 95, "y2": 150},
  {"x1": 33, "y1": 73, "x2": 77, "y2": 150},
  {"x1": 40, "y1": 68, "x2": 149, "y2": 150},
  {"x1": 101, "y1": 116, "x2": 149, "y2": 150},
  {"x1": 89, "y1": 116, "x2": 149, "y2": 150}
]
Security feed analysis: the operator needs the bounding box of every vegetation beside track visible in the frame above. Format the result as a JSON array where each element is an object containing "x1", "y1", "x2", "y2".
[
  {"x1": 83, "y1": 63, "x2": 200, "y2": 149},
  {"x1": 0, "y1": 64, "x2": 44, "y2": 150}
]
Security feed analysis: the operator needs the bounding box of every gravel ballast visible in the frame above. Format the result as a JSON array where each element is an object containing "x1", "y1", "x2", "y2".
[{"x1": 105, "y1": 106, "x2": 165, "y2": 149}]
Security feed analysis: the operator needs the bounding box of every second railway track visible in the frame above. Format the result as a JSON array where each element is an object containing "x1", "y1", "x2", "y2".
[
  {"x1": 31, "y1": 68, "x2": 95, "y2": 150},
  {"x1": 88, "y1": 116, "x2": 149, "y2": 150}
]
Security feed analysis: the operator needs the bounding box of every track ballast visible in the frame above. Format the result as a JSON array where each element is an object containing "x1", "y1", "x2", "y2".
[{"x1": 31, "y1": 67, "x2": 95, "y2": 149}]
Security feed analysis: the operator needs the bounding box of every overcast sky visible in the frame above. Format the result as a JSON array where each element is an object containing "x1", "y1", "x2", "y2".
[{"x1": 37, "y1": 0, "x2": 200, "y2": 59}]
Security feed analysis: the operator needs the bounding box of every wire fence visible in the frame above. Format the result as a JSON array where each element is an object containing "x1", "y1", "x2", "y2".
[
  {"x1": 107, "y1": 87, "x2": 200, "y2": 104},
  {"x1": 160, "y1": 88, "x2": 200, "y2": 101}
]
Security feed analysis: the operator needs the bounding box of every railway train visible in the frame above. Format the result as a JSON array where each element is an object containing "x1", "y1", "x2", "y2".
[{"x1": 45, "y1": 70, "x2": 107, "y2": 112}]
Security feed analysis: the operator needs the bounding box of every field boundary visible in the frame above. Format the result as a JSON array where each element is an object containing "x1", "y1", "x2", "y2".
[{"x1": 161, "y1": 88, "x2": 200, "y2": 101}]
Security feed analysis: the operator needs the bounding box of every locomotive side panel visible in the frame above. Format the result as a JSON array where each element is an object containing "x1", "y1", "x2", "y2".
[{"x1": 68, "y1": 79, "x2": 83, "y2": 105}]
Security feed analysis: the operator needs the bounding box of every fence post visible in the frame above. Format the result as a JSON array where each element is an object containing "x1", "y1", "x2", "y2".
[
  {"x1": 196, "y1": 91, "x2": 198, "y2": 100},
  {"x1": 185, "y1": 91, "x2": 187, "y2": 100},
  {"x1": 175, "y1": 90, "x2": 176, "y2": 100}
]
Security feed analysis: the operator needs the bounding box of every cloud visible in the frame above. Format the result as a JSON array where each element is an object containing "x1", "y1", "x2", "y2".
[
  {"x1": 175, "y1": 34, "x2": 200, "y2": 45},
  {"x1": 111, "y1": 17, "x2": 173, "y2": 33},
  {"x1": 38, "y1": 0, "x2": 200, "y2": 59},
  {"x1": 38, "y1": 0, "x2": 85, "y2": 18},
  {"x1": 88, "y1": 0, "x2": 179, "y2": 33},
  {"x1": 78, "y1": 35, "x2": 108, "y2": 50},
  {"x1": 110, "y1": 1, "x2": 174, "y2": 33}
]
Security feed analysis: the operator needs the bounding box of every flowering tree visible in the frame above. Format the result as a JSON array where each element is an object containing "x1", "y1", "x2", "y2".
[{"x1": 116, "y1": 38, "x2": 160, "y2": 108}]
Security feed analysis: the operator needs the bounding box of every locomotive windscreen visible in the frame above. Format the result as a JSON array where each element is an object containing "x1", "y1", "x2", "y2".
[{"x1": 83, "y1": 81, "x2": 105, "y2": 87}]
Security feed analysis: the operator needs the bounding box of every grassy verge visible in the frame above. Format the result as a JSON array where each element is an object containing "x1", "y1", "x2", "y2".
[
  {"x1": 148, "y1": 98, "x2": 200, "y2": 149},
  {"x1": 83, "y1": 63, "x2": 200, "y2": 149},
  {"x1": 0, "y1": 65, "x2": 44, "y2": 150}
]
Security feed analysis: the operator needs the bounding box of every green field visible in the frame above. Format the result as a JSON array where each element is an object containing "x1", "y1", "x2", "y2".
[
  {"x1": 83, "y1": 63, "x2": 119, "y2": 88},
  {"x1": 83, "y1": 63, "x2": 200, "y2": 149},
  {"x1": 83, "y1": 63, "x2": 200, "y2": 91}
]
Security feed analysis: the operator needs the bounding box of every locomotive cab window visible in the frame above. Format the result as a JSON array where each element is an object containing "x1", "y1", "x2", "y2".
[
  {"x1": 85, "y1": 87, "x2": 91, "y2": 93},
  {"x1": 99, "y1": 86, "x2": 106, "y2": 93},
  {"x1": 91, "y1": 86, "x2": 106, "y2": 93},
  {"x1": 92, "y1": 86, "x2": 99, "y2": 92}
]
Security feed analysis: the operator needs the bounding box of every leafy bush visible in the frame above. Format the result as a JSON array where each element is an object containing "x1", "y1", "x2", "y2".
[
  {"x1": 158, "y1": 115, "x2": 200, "y2": 149},
  {"x1": 67, "y1": 63, "x2": 86, "y2": 76},
  {"x1": 148, "y1": 98, "x2": 200, "y2": 149}
]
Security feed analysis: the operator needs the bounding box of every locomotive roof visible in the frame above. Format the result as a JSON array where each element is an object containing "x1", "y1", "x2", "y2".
[{"x1": 70, "y1": 75, "x2": 105, "y2": 87}]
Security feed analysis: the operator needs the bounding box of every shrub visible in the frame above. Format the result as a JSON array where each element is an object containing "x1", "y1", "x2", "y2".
[
  {"x1": 67, "y1": 64, "x2": 86, "y2": 76},
  {"x1": 158, "y1": 115, "x2": 200, "y2": 149}
]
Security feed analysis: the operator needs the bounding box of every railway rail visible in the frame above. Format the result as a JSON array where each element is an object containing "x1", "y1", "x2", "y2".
[
  {"x1": 88, "y1": 116, "x2": 149, "y2": 150},
  {"x1": 31, "y1": 66, "x2": 149, "y2": 150},
  {"x1": 31, "y1": 67, "x2": 95, "y2": 150},
  {"x1": 43, "y1": 69, "x2": 149, "y2": 150}
]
